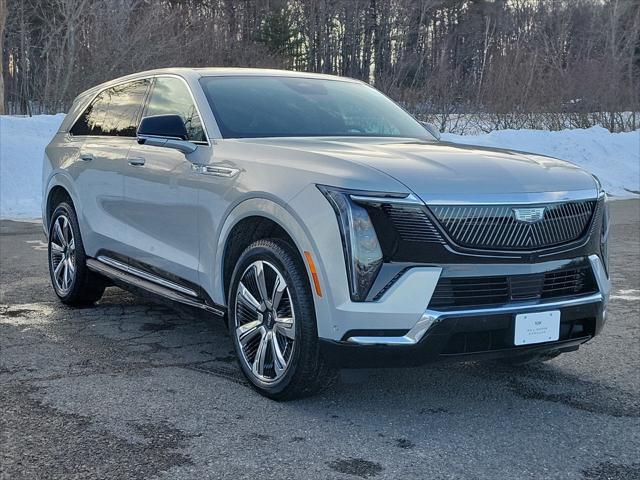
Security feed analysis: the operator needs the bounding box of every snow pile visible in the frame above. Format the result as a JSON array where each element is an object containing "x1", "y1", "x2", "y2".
[
  {"x1": 0, "y1": 114, "x2": 638, "y2": 219},
  {"x1": 442, "y1": 127, "x2": 639, "y2": 198},
  {"x1": 1, "y1": 114, "x2": 65, "y2": 218}
]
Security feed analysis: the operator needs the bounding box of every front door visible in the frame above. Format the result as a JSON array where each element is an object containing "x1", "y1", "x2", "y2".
[{"x1": 121, "y1": 76, "x2": 208, "y2": 286}]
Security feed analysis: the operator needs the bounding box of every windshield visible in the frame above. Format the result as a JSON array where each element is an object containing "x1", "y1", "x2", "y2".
[{"x1": 199, "y1": 76, "x2": 433, "y2": 140}]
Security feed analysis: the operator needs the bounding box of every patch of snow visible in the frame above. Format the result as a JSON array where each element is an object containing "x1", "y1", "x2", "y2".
[
  {"x1": 1, "y1": 114, "x2": 65, "y2": 219},
  {"x1": 441, "y1": 126, "x2": 640, "y2": 198},
  {"x1": 0, "y1": 115, "x2": 638, "y2": 219}
]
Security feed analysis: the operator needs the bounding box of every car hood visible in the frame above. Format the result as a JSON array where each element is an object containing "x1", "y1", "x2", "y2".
[{"x1": 236, "y1": 137, "x2": 598, "y2": 204}]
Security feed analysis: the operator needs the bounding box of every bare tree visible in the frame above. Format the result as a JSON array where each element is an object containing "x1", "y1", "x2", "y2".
[
  {"x1": 0, "y1": 0, "x2": 6, "y2": 114},
  {"x1": 2, "y1": 0, "x2": 638, "y2": 132}
]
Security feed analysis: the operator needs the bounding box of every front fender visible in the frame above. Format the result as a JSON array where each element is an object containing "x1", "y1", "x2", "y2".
[{"x1": 203, "y1": 196, "x2": 333, "y2": 335}]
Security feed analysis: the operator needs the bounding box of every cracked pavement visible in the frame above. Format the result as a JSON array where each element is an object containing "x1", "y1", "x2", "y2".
[{"x1": 1, "y1": 200, "x2": 639, "y2": 479}]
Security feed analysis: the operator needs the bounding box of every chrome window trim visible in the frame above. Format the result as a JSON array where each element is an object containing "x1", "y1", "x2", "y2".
[
  {"x1": 68, "y1": 73, "x2": 211, "y2": 146},
  {"x1": 143, "y1": 74, "x2": 211, "y2": 146},
  {"x1": 67, "y1": 76, "x2": 154, "y2": 140}
]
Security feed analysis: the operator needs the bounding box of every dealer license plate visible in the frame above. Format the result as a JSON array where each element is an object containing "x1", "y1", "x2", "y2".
[{"x1": 514, "y1": 311, "x2": 560, "y2": 345}]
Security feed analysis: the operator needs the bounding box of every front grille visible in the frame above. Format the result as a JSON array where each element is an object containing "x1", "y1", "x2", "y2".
[
  {"x1": 430, "y1": 200, "x2": 597, "y2": 250},
  {"x1": 429, "y1": 266, "x2": 597, "y2": 310},
  {"x1": 381, "y1": 204, "x2": 444, "y2": 243}
]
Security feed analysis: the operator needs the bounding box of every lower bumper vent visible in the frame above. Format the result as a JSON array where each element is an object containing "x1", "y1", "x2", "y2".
[{"x1": 429, "y1": 266, "x2": 598, "y2": 310}]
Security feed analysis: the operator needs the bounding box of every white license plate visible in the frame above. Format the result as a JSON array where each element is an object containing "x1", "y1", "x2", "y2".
[{"x1": 514, "y1": 311, "x2": 560, "y2": 345}]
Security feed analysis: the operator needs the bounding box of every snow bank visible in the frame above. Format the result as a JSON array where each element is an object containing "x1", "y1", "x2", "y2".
[
  {"x1": 441, "y1": 127, "x2": 639, "y2": 198},
  {"x1": 1, "y1": 114, "x2": 65, "y2": 218},
  {"x1": 0, "y1": 115, "x2": 638, "y2": 219}
]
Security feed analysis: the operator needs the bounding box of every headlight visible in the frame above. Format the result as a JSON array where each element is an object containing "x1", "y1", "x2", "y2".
[
  {"x1": 318, "y1": 185, "x2": 396, "y2": 301},
  {"x1": 600, "y1": 194, "x2": 610, "y2": 277}
]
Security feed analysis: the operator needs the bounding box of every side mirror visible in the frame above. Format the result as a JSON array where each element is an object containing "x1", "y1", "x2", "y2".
[
  {"x1": 420, "y1": 121, "x2": 441, "y2": 141},
  {"x1": 137, "y1": 115, "x2": 197, "y2": 154}
]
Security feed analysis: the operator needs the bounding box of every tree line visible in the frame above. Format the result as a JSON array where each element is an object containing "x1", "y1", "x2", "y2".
[{"x1": 1, "y1": 0, "x2": 639, "y2": 132}]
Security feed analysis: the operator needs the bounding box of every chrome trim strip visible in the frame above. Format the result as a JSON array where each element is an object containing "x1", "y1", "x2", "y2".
[
  {"x1": 347, "y1": 292, "x2": 603, "y2": 346},
  {"x1": 420, "y1": 189, "x2": 599, "y2": 206},
  {"x1": 96, "y1": 255, "x2": 199, "y2": 298},
  {"x1": 68, "y1": 73, "x2": 211, "y2": 147},
  {"x1": 588, "y1": 254, "x2": 611, "y2": 301},
  {"x1": 194, "y1": 165, "x2": 240, "y2": 178},
  {"x1": 147, "y1": 74, "x2": 212, "y2": 146},
  {"x1": 87, "y1": 259, "x2": 225, "y2": 317},
  {"x1": 350, "y1": 193, "x2": 423, "y2": 205}
]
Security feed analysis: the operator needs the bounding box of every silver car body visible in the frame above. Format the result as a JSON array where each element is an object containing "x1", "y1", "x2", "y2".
[{"x1": 43, "y1": 68, "x2": 610, "y2": 350}]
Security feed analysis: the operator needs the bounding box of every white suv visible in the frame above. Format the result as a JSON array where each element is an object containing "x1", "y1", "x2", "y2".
[{"x1": 43, "y1": 68, "x2": 611, "y2": 399}]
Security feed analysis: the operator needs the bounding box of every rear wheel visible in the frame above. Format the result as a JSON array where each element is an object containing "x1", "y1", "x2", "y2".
[
  {"x1": 228, "y1": 239, "x2": 336, "y2": 400},
  {"x1": 48, "y1": 202, "x2": 105, "y2": 305}
]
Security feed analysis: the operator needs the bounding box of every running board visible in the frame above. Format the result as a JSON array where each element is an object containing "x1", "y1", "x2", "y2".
[{"x1": 86, "y1": 258, "x2": 225, "y2": 317}]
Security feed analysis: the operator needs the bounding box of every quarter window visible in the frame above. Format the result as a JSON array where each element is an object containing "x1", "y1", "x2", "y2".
[
  {"x1": 71, "y1": 79, "x2": 150, "y2": 137},
  {"x1": 145, "y1": 77, "x2": 206, "y2": 142}
]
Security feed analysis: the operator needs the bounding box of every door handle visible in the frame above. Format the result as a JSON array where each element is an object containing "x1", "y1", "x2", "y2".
[
  {"x1": 128, "y1": 157, "x2": 146, "y2": 166},
  {"x1": 80, "y1": 153, "x2": 94, "y2": 162}
]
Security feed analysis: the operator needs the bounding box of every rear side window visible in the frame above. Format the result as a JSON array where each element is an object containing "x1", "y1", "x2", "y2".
[
  {"x1": 71, "y1": 79, "x2": 150, "y2": 137},
  {"x1": 145, "y1": 77, "x2": 206, "y2": 142}
]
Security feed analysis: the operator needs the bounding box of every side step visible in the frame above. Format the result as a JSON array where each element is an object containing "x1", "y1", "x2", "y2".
[{"x1": 86, "y1": 258, "x2": 225, "y2": 317}]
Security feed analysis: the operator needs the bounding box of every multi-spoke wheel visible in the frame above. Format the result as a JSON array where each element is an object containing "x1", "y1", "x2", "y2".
[
  {"x1": 48, "y1": 202, "x2": 105, "y2": 305},
  {"x1": 49, "y1": 215, "x2": 76, "y2": 295},
  {"x1": 229, "y1": 239, "x2": 337, "y2": 400},
  {"x1": 235, "y1": 260, "x2": 296, "y2": 382}
]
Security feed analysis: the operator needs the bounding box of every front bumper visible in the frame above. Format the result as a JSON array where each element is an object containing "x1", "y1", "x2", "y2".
[{"x1": 320, "y1": 255, "x2": 609, "y2": 368}]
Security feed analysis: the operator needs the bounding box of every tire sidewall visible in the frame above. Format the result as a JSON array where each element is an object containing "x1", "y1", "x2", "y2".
[
  {"x1": 228, "y1": 240, "x2": 314, "y2": 397},
  {"x1": 48, "y1": 203, "x2": 84, "y2": 301}
]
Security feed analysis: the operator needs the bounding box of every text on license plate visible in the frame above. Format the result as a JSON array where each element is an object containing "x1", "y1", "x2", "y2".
[{"x1": 514, "y1": 311, "x2": 560, "y2": 345}]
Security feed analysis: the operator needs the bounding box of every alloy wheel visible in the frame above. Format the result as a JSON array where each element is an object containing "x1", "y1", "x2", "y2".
[
  {"x1": 49, "y1": 215, "x2": 76, "y2": 295},
  {"x1": 234, "y1": 260, "x2": 296, "y2": 383}
]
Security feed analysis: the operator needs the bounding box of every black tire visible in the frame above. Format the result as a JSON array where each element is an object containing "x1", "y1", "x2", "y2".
[
  {"x1": 48, "y1": 202, "x2": 105, "y2": 306},
  {"x1": 497, "y1": 350, "x2": 562, "y2": 366},
  {"x1": 228, "y1": 238, "x2": 337, "y2": 400}
]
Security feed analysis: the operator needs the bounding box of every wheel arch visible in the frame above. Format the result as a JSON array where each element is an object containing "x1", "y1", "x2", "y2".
[
  {"x1": 211, "y1": 198, "x2": 327, "y2": 315},
  {"x1": 44, "y1": 174, "x2": 80, "y2": 236}
]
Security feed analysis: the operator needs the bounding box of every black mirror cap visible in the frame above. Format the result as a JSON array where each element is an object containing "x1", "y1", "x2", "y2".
[{"x1": 137, "y1": 115, "x2": 189, "y2": 141}]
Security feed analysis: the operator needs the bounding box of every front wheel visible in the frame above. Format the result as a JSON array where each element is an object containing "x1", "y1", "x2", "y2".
[{"x1": 228, "y1": 239, "x2": 336, "y2": 400}]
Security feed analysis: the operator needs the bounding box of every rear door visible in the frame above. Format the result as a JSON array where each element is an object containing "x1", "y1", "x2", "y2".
[
  {"x1": 69, "y1": 79, "x2": 151, "y2": 258},
  {"x1": 120, "y1": 76, "x2": 208, "y2": 286}
]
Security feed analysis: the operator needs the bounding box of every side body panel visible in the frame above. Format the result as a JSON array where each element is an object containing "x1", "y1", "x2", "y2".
[
  {"x1": 43, "y1": 133, "x2": 131, "y2": 260},
  {"x1": 74, "y1": 136, "x2": 133, "y2": 257},
  {"x1": 120, "y1": 143, "x2": 209, "y2": 285}
]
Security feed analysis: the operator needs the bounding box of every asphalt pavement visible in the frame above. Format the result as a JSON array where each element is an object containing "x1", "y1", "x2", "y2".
[{"x1": 1, "y1": 200, "x2": 639, "y2": 480}]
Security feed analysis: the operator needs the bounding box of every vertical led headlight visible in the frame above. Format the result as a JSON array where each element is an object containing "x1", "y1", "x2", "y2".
[
  {"x1": 593, "y1": 176, "x2": 610, "y2": 278},
  {"x1": 317, "y1": 186, "x2": 384, "y2": 301},
  {"x1": 600, "y1": 194, "x2": 610, "y2": 277}
]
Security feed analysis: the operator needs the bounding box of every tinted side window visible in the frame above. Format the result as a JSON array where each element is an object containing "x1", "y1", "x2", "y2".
[
  {"x1": 145, "y1": 77, "x2": 206, "y2": 142},
  {"x1": 71, "y1": 79, "x2": 150, "y2": 137}
]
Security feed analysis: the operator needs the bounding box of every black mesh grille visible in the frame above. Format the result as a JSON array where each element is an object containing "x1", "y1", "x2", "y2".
[
  {"x1": 429, "y1": 266, "x2": 598, "y2": 310},
  {"x1": 381, "y1": 204, "x2": 444, "y2": 243},
  {"x1": 430, "y1": 200, "x2": 597, "y2": 250}
]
